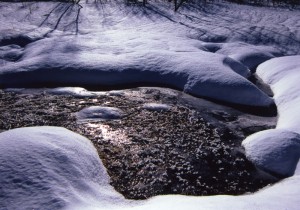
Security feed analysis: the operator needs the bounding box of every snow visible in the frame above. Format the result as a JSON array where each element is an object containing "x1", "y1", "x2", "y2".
[
  {"x1": 76, "y1": 106, "x2": 124, "y2": 122},
  {"x1": 216, "y1": 43, "x2": 281, "y2": 71},
  {"x1": 48, "y1": 87, "x2": 102, "y2": 97},
  {"x1": 4, "y1": 126, "x2": 300, "y2": 210},
  {"x1": 242, "y1": 56, "x2": 300, "y2": 177},
  {"x1": 256, "y1": 56, "x2": 300, "y2": 133},
  {"x1": 0, "y1": 126, "x2": 125, "y2": 210},
  {"x1": 0, "y1": 0, "x2": 300, "y2": 209},
  {"x1": 0, "y1": 38, "x2": 272, "y2": 107},
  {"x1": 242, "y1": 129, "x2": 300, "y2": 177},
  {"x1": 142, "y1": 103, "x2": 171, "y2": 111},
  {"x1": 0, "y1": 1, "x2": 287, "y2": 107}
]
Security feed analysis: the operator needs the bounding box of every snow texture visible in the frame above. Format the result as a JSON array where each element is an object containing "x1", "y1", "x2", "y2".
[
  {"x1": 5, "y1": 87, "x2": 108, "y2": 97},
  {"x1": 0, "y1": 1, "x2": 300, "y2": 209},
  {"x1": 257, "y1": 56, "x2": 300, "y2": 133},
  {"x1": 219, "y1": 44, "x2": 281, "y2": 71},
  {"x1": 76, "y1": 106, "x2": 124, "y2": 122},
  {"x1": 48, "y1": 87, "x2": 101, "y2": 97},
  {"x1": 2, "y1": 57, "x2": 300, "y2": 210},
  {"x1": 243, "y1": 129, "x2": 300, "y2": 177},
  {"x1": 242, "y1": 56, "x2": 300, "y2": 177},
  {"x1": 0, "y1": 1, "x2": 287, "y2": 107},
  {"x1": 0, "y1": 126, "x2": 124, "y2": 210},
  {"x1": 142, "y1": 103, "x2": 171, "y2": 111}
]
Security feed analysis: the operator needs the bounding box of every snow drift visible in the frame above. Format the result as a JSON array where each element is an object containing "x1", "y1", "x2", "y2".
[
  {"x1": 0, "y1": 126, "x2": 124, "y2": 210},
  {"x1": 243, "y1": 56, "x2": 300, "y2": 177},
  {"x1": 243, "y1": 129, "x2": 300, "y2": 177},
  {"x1": 0, "y1": 37, "x2": 273, "y2": 107},
  {"x1": 0, "y1": 1, "x2": 300, "y2": 209},
  {"x1": 1, "y1": 126, "x2": 299, "y2": 210},
  {"x1": 0, "y1": 1, "x2": 291, "y2": 107}
]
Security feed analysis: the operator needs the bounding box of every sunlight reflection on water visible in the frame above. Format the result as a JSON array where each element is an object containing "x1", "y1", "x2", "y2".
[{"x1": 86, "y1": 123, "x2": 130, "y2": 146}]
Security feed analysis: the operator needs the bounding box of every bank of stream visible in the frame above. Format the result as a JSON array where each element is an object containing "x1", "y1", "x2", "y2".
[{"x1": 0, "y1": 87, "x2": 278, "y2": 199}]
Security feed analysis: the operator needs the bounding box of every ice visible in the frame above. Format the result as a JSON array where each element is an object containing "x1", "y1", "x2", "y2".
[
  {"x1": 257, "y1": 56, "x2": 300, "y2": 133},
  {"x1": 142, "y1": 103, "x2": 171, "y2": 111},
  {"x1": 216, "y1": 43, "x2": 281, "y2": 71},
  {"x1": 76, "y1": 106, "x2": 124, "y2": 122}
]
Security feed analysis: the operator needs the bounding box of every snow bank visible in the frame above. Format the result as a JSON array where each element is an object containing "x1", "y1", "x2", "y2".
[
  {"x1": 76, "y1": 106, "x2": 124, "y2": 122},
  {"x1": 0, "y1": 126, "x2": 125, "y2": 210},
  {"x1": 0, "y1": 1, "x2": 283, "y2": 107},
  {"x1": 48, "y1": 87, "x2": 100, "y2": 97},
  {"x1": 257, "y1": 56, "x2": 300, "y2": 132},
  {"x1": 0, "y1": 38, "x2": 272, "y2": 107},
  {"x1": 142, "y1": 103, "x2": 171, "y2": 111},
  {"x1": 216, "y1": 43, "x2": 281, "y2": 71},
  {"x1": 243, "y1": 56, "x2": 300, "y2": 177},
  {"x1": 5, "y1": 87, "x2": 107, "y2": 97},
  {"x1": 137, "y1": 56, "x2": 300, "y2": 210},
  {"x1": 243, "y1": 129, "x2": 300, "y2": 177}
]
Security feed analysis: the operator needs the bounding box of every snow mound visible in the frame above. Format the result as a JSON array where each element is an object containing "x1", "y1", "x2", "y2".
[
  {"x1": 230, "y1": 50, "x2": 274, "y2": 71},
  {"x1": 243, "y1": 129, "x2": 300, "y2": 177},
  {"x1": 0, "y1": 2, "x2": 278, "y2": 108},
  {"x1": 216, "y1": 43, "x2": 281, "y2": 71},
  {"x1": 0, "y1": 125, "x2": 299, "y2": 210},
  {"x1": 0, "y1": 126, "x2": 123, "y2": 210},
  {"x1": 0, "y1": 42, "x2": 273, "y2": 107},
  {"x1": 242, "y1": 56, "x2": 300, "y2": 177},
  {"x1": 142, "y1": 103, "x2": 171, "y2": 111},
  {"x1": 76, "y1": 106, "x2": 124, "y2": 122},
  {"x1": 257, "y1": 56, "x2": 300, "y2": 133}
]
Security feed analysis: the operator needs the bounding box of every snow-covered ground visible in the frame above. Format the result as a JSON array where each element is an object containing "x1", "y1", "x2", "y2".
[
  {"x1": 2, "y1": 0, "x2": 299, "y2": 106},
  {"x1": 1, "y1": 0, "x2": 300, "y2": 209},
  {"x1": 0, "y1": 126, "x2": 126, "y2": 210}
]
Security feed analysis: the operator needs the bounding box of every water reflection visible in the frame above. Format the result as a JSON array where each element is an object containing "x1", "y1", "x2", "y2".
[{"x1": 86, "y1": 123, "x2": 130, "y2": 146}]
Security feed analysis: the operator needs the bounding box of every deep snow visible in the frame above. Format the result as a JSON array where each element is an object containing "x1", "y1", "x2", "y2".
[
  {"x1": 242, "y1": 56, "x2": 300, "y2": 177},
  {"x1": 3, "y1": 0, "x2": 298, "y2": 106},
  {"x1": 0, "y1": 0, "x2": 300, "y2": 209},
  {"x1": 0, "y1": 126, "x2": 125, "y2": 210}
]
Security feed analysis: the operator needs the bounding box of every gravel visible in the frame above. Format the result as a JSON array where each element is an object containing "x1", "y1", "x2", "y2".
[{"x1": 0, "y1": 87, "x2": 278, "y2": 199}]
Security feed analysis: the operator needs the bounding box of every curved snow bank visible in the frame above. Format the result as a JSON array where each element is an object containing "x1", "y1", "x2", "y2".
[
  {"x1": 257, "y1": 56, "x2": 300, "y2": 132},
  {"x1": 0, "y1": 39, "x2": 272, "y2": 107},
  {"x1": 1, "y1": 124, "x2": 300, "y2": 209},
  {"x1": 0, "y1": 126, "x2": 124, "y2": 210},
  {"x1": 243, "y1": 56, "x2": 300, "y2": 177},
  {"x1": 243, "y1": 129, "x2": 300, "y2": 177},
  {"x1": 1, "y1": 1, "x2": 293, "y2": 108},
  {"x1": 216, "y1": 43, "x2": 280, "y2": 71}
]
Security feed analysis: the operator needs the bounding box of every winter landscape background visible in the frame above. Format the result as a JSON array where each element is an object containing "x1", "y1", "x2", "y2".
[{"x1": 0, "y1": 0, "x2": 300, "y2": 209}]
